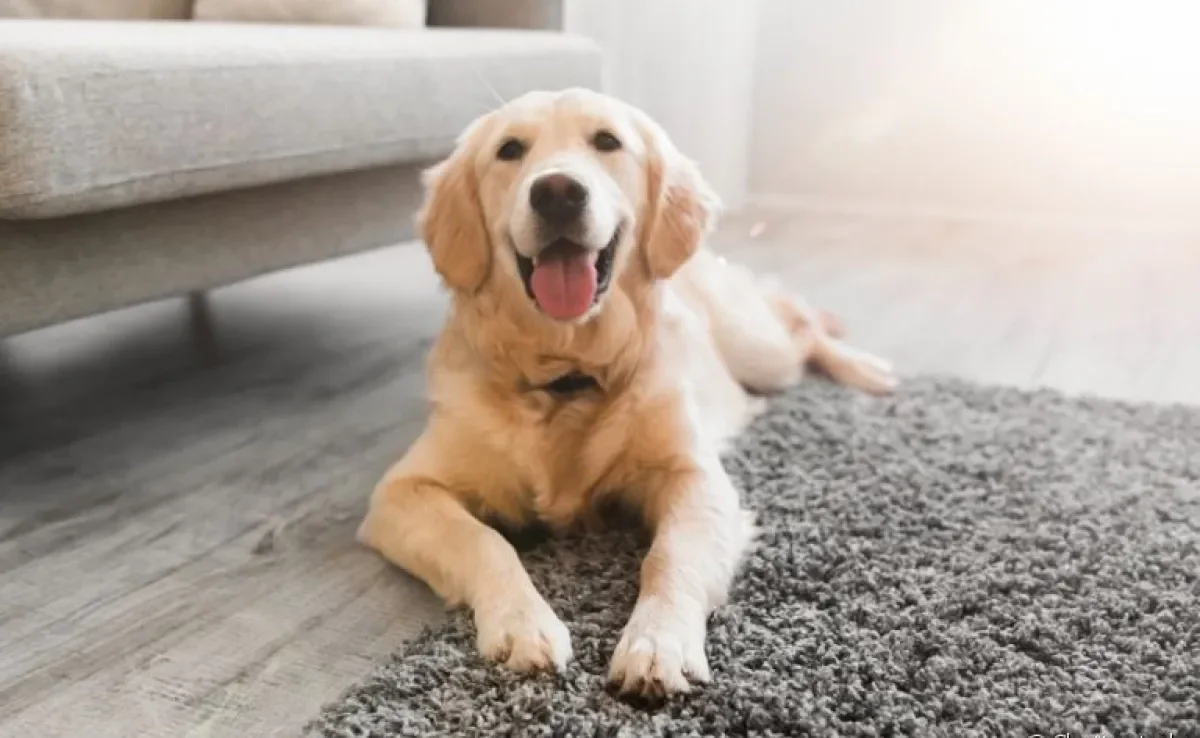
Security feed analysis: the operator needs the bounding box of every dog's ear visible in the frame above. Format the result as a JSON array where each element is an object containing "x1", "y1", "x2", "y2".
[
  {"x1": 637, "y1": 114, "x2": 721, "y2": 280},
  {"x1": 418, "y1": 135, "x2": 491, "y2": 293}
]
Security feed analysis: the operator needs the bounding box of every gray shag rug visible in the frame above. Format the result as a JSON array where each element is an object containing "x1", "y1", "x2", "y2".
[{"x1": 310, "y1": 377, "x2": 1200, "y2": 737}]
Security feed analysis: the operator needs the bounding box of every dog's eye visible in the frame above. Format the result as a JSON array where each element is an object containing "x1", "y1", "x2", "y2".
[
  {"x1": 496, "y1": 138, "x2": 527, "y2": 161},
  {"x1": 591, "y1": 130, "x2": 622, "y2": 152}
]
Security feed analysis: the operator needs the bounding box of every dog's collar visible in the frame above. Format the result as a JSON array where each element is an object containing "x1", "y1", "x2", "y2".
[{"x1": 534, "y1": 371, "x2": 600, "y2": 397}]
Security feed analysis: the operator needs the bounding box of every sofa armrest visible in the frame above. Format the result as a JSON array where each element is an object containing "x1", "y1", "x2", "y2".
[{"x1": 426, "y1": 0, "x2": 562, "y2": 31}]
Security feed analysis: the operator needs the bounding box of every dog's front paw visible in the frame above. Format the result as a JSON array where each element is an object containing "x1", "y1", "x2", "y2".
[
  {"x1": 475, "y1": 592, "x2": 572, "y2": 673},
  {"x1": 608, "y1": 600, "x2": 709, "y2": 700}
]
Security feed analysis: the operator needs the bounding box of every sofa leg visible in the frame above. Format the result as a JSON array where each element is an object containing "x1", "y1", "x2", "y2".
[{"x1": 188, "y1": 291, "x2": 219, "y2": 363}]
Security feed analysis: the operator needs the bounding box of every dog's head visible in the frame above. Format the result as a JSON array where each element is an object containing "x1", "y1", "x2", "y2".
[{"x1": 419, "y1": 89, "x2": 719, "y2": 323}]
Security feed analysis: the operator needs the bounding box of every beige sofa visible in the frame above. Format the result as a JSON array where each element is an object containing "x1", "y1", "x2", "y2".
[{"x1": 0, "y1": 0, "x2": 603, "y2": 336}]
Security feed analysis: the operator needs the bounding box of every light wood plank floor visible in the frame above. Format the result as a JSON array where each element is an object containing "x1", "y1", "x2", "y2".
[{"x1": 3, "y1": 209, "x2": 1199, "y2": 737}]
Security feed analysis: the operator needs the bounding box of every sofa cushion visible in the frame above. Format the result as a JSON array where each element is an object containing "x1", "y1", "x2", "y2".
[
  {"x1": 0, "y1": 21, "x2": 602, "y2": 218},
  {"x1": 0, "y1": 0, "x2": 192, "y2": 19},
  {"x1": 193, "y1": 0, "x2": 425, "y2": 28},
  {"x1": 428, "y1": 0, "x2": 561, "y2": 31}
]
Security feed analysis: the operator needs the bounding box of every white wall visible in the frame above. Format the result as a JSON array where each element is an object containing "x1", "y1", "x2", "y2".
[
  {"x1": 564, "y1": 0, "x2": 757, "y2": 209},
  {"x1": 751, "y1": 0, "x2": 1200, "y2": 226}
]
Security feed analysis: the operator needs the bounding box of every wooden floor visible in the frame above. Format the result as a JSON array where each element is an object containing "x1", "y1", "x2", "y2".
[{"x1": 3, "y1": 209, "x2": 1199, "y2": 738}]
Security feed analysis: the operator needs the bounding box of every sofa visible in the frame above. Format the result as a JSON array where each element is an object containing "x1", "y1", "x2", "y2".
[{"x1": 0, "y1": 0, "x2": 603, "y2": 337}]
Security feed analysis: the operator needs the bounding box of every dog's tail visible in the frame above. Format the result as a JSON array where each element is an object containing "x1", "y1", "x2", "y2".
[{"x1": 768, "y1": 293, "x2": 897, "y2": 396}]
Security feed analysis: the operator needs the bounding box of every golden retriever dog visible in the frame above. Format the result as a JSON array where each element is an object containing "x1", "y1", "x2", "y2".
[{"x1": 359, "y1": 88, "x2": 894, "y2": 699}]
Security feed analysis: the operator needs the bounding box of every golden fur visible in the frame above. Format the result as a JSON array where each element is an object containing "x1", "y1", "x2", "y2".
[{"x1": 359, "y1": 89, "x2": 894, "y2": 698}]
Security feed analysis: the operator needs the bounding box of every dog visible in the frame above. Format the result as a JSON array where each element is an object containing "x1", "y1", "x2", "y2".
[{"x1": 358, "y1": 88, "x2": 895, "y2": 700}]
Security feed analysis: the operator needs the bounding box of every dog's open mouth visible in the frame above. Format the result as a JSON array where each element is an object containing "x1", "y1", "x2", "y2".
[{"x1": 516, "y1": 229, "x2": 619, "y2": 321}]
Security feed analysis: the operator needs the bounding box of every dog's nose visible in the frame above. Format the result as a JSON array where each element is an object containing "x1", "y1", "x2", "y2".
[{"x1": 529, "y1": 173, "x2": 588, "y2": 224}]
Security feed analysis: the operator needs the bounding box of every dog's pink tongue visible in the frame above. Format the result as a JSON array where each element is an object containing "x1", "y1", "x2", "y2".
[{"x1": 530, "y1": 249, "x2": 597, "y2": 321}]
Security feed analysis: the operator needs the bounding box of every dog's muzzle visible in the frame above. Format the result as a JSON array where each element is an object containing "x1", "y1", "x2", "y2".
[{"x1": 516, "y1": 172, "x2": 619, "y2": 322}]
